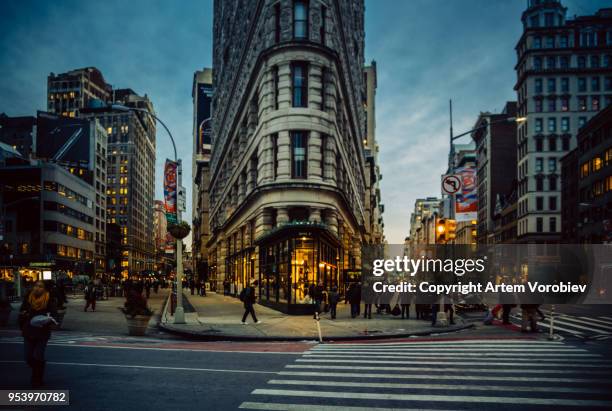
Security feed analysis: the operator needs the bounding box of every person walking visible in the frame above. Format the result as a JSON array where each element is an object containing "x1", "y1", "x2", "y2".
[
  {"x1": 348, "y1": 283, "x2": 361, "y2": 318},
  {"x1": 240, "y1": 281, "x2": 261, "y2": 324},
  {"x1": 520, "y1": 304, "x2": 539, "y2": 333},
  {"x1": 313, "y1": 282, "x2": 324, "y2": 319},
  {"x1": 83, "y1": 281, "x2": 97, "y2": 312},
  {"x1": 328, "y1": 286, "x2": 339, "y2": 319},
  {"x1": 19, "y1": 281, "x2": 58, "y2": 388}
]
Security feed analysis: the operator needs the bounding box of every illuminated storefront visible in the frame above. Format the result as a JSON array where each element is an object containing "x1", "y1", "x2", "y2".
[{"x1": 257, "y1": 224, "x2": 341, "y2": 314}]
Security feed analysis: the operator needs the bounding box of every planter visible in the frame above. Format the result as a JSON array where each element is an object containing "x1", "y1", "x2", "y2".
[
  {"x1": 168, "y1": 223, "x2": 191, "y2": 240},
  {"x1": 125, "y1": 315, "x2": 152, "y2": 336},
  {"x1": 0, "y1": 308, "x2": 10, "y2": 327}
]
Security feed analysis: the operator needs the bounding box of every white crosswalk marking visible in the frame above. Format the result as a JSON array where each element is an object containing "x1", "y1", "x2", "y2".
[
  {"x1": 511, "y1": 312, "x2": 612, "y2": 338},
  {"x1": 239, "y1": 339, "x2": 612, "y2": 410}
]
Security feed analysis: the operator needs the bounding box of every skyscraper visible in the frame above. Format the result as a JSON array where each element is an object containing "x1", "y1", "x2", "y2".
[
  {"x1": 192, "y1": 68, "x2": 213, "y2": 284},
  {"x1": 514, "y1": 1, "x2": 612, "y2": 243},
  {"x1": 210, "y1": 0, "x2": 371, "y2": 313},
  {"x1": 47, "y1": 68, "x2": 157, "y2": 276}
]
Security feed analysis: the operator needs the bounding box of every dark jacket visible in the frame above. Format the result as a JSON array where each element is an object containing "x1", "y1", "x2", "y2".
[
  {"x1": 19, "y1": 293, "x2": 58, "y2": 340},
  {"x1": 243, "y1": 286, "x2": 256, "y2": 306},
  {"x1": 348, "y1": 284, "x2": 362, "y2": 304},
  {"x1": 328, "y1": 290, "x2": 339, "y2": 305},
  {"x1": 313, "y1": 285, "x2": 324, "y2": 301}
]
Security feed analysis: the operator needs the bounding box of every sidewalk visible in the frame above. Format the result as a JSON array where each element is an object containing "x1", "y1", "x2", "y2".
[
  {"x1": 160, "y1": 292, "x2": 473, "y2": 341},
  {"x1": 4, "y1": 290, "x2": 169, "y2": 336}
]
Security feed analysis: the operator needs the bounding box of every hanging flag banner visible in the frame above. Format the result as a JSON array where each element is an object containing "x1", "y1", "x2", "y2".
[
  {"x1": 164, "y1": 159, "x2": 178, "y2": 224},
  {"x1": 455, "y1": 166, "x2": 477, "y2": 222}
]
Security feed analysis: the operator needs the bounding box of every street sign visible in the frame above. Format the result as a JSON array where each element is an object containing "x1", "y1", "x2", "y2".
[
  {"x1": 178, "y1": 185, "x2": 186, "y2": 212},
  {"x1": 441, "y1": 174, "x2": 461, "y2": 195}
]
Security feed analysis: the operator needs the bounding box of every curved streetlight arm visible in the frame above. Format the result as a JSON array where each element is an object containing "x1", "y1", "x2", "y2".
[
  {"x1": 111, "y1": 104, "x2": 177, "y2": 162},
  {"x1": 451, "y1": 116, "x2": 526, "y2": 141}
]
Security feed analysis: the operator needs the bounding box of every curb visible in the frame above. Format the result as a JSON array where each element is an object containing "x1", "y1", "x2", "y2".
[{"x1": 158, "y1": 320, "x2": 474, "y2": 342}]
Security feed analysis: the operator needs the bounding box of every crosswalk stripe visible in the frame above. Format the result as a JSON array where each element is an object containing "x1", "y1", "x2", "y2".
[
  {"x1": 550, "y1": 316, "x2": 612, "y2": 331},
  {"x1": 319, "y1": 339, "x2": 562, "y2": 347},
  {"x1": 511, "y1": 315, "x2": 584, "y2": 335},
  {"x1": 278, "y1": 371, "x2": 612, "y2": 384},
  {"x1": 295, "y1": 358, "x2": 609, "y2": 368},
  {"x1": 286, "y1": 364, "x2": 612, "y2": 374},
  {"x1": 311, "y1": 347, "x2": 585, "y2": 352},
  {"x1": 238, "y1": 402, "x2": 455, "y2": 411},
  {"x1": 577, "y1": 316, "x2": 612, "y2": 327},
  {"x1": 306, "y1": 352, "x2": 599, "y2": 358},
  {"x1": 601, "y1": 316, "x2": 612, "y2": 320},
  {"x1": 267, "y1": 379, "x2": 610, "y2": 394},
  {"x1": 303, "y1": 354, "x2": 612, "y2": 363},
  {"x1": 251, "y1": 388, "x2": 612, "y2": 407}
]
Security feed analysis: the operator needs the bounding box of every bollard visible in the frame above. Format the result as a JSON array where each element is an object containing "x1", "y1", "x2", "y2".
[{"x1": 314, "y1": 311, "x2": 323, "y2": 343}]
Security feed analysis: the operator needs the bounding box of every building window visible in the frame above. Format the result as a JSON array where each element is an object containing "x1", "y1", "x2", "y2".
[
  {"x1": 535, "y1": 118, "x2": 543, "y2": 133},
  {"x1": 320, "y1": 5, "x2": 326, "y2": 45},
  {"x1": 592, "y1": 77, "x2": 600, "y2": 91},
  {"x1": 591, "y1": 55, "x2": 600, "y2": 68},
  {"x1": 548, "y1": 158, "x2": 557, "y2": 172},
  {"x1": 559, "y1": 35, "x2": 568, "y2": 48},
  {"x1": 549, "y1": 217, "x2": 556, "y2": 233},
  {"x1": 545, "y1": 35, "x2": 554, "y2": 48},
  {"x1": 578, "y1": 97, "x2": 587, "y2": 111},
  {"x1": 559, "y1": 56, "x2": 569, "y2": 69},
  {"x1": 536, "y1": 138, "x2": 543, "y2": 152},
  {"x1": 605, "y1": 77, "x2": 612, "y2": 92},
  {"x1": 560, "y1": 77, "x2": 569, "y2": 93},
  {"x1": 560, "y1": 97, "x2": 569, "y2": 111},
  {"x1": 578, "y1": 56, "x2": 586, "y2": 68},
  {"x1": 549, "y1": 175, "x2": 557, "y2": 190},
  {"x1": 580, "y1": 31, "x2": 596, "y2": 47},
  {"x1": 536, "y1": 196, "x2": 543, "y2": 210},
  {"x1": 536, "y1": 217, "x2": 543, "y2": 233},
  {"x1": 293, "y1": 0, "x2": 308, "y2": 39},
  {"x1": 561, "y1": 117, "x2": 570, "y2": 133},
  {"x1": 544, "y1": 13, "x2": 555, "y2": 27},
  {"x1": 272, "y1": 65, "x2": 279, "y2": 110},
  {"x1": 549, "y1": 196, "x2": 557, "y2": 210},
  {"x1": 274, "y1": 2, "x2": 281, "y2": 43},
  {"x1": 605, "y1": 55, "x2": 611, "y2": 68},
  {"x1": 534, "y1": 56, "x2": 542, "y2": 70},
  {"x1": 592, "y1": 96, "x2": 600, "y2": 111},
  {"x1": 291, "y1": 131, "x2": 307, "y2": 178},
  {"x1": 291, "y1": 62, "x2": 308, "y2": 107},
  {"x1": 536, "y1": 157, "x2": 544, "y2": 173},
  {"x1": 578, "y1": 116, "x2": 587, "y2": 129},
  {"x1": 530, "y1": 15, "x2": 539, "y2": 28},
  {"x1": 578, "y1": 77, "x2": 586, "y2": 92},
  {"x1": 547, "y1": 117, "x2": 556, "y2": 133},
  {"x1": 320, "y1": 67, "x2": 327, "y2": 111},
  {"x1": 533, "y1": 36, "x2": 542, "y2": 48},
  {"x1": 535, "y1": 78, "x2": 543, "y2": 93},
  {"x1": 320, "y1": 133, "x2": 326, "y2": 178},
  {"x1": 548, "y1": 98, "x2": 556, "y2": 112},
  {"x1": 536, "y1": 177, "x2": 544, "y2": 191},
  {"x1": 272, "y1": 133, "x2": 279, "y2": 179},
  {"x1": 547, "y1": 78, "x2": 556, "y2": 93},
  {"x1": 548, "y1": 137, "x2": 556, "y2": 151},
  {"x1": 546, "y1": 56, "x2": 556, "y2": 69},
  {"x1": 535, "y1": 99, "x2": 543, "y2": 112}
]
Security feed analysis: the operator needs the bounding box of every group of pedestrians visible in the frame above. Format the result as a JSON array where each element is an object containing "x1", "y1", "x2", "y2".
[{"x1": 486, "y1": 303, "x2": 544, "y2": 332}]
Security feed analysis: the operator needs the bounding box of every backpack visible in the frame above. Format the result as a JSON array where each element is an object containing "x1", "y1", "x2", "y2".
[{"x1": 239, "y1": 288, "x2": 246, "y2": 302}]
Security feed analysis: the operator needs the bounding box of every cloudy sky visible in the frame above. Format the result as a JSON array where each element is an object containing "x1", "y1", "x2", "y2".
[{"x1": 0, "y1": 0, "x2": 608, "y2": 245}]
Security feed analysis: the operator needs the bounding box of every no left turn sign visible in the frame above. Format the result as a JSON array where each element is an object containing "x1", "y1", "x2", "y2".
[{"x1": 442, "y1": 175, "x2": 461, "y2": 195}]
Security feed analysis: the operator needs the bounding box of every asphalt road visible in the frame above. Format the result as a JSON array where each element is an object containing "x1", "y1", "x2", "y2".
[{"x1": 1, "y1": 330, "x2": 611, "y2": 411}]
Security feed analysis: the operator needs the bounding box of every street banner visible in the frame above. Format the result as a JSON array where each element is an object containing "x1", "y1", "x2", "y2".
[
  {"x1": 454, "y1": 166, "x2": 477, "y2": 222},
  {"x1": 164, "y1": 159, "x2": 178, "y2": 224}
]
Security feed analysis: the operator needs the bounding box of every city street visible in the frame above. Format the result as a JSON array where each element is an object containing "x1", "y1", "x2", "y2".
[{"x1": 1, "y1": 326, "x2": 611, "y2": 410}]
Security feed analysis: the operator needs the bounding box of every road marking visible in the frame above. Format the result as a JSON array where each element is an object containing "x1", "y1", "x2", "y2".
[
  {"x1": 251, "y1": 388, "x2": 612, "y2": 407},
  {"x1": 239, "y1": 402, "x2": 455, "y2": 411},
  {"x1": 295, "y1": 358, "x2": 609, "y2": 368},
  {"x1": 577, "y1": 316, "x2": 612, "y2": 327},
  {"x1": 510, "y1": 315, "x2": 584, "y2": 335},
  {"x1": 267, "y1": 379, "x2": 609, "y2": 394},
  {"x1": 548, "y1": 316, "x2": 612, "y2": 331},
  {"x1": 278, "y1": 371, "x2": 612, "y2": 384},
  {"x1": 0, "y1": 360, "x2": 279, "y2": 374},
  {"x1": 305, "y1": 352, "x2": 600, "y2": 358},
  {"x1": 322, "y1": 340, "x2": 560, "y2": 347},
  {"x1": 513, "y1": 312, "x2": 612, "y2": 334},
  {"x1": 303, "y1": 354, "x2": 611, "y2": 363},
  {"x1": 0, "y1": 341, "x2": 306, "y2": 355},
  {"x1": 310, "y1": 347, "x2": 585, "y2": 352},
  {"x1": 286, "y1": 364, "x2": 612, "y2": 374}
]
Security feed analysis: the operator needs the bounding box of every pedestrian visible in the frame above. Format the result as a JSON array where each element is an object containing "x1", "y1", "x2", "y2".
[
  {"x1": 502, "y1": 304, "x2": 515, "y2": 325},
  {"x1": 240, "y1": 281, "x2": 261, "y2": 324},
  {"x1": 348, "y1": 283, "x2": 361, "y2": 318},
  {"x1": 83, "y1": 281, "x2": 97, "y2": 312},
  {"x1": 520, "y1": 304, "x2": 539, "y2": 333},
  {"x1": 145, "y1": 280, "x2": 151, "y2": 299},
  {"x1": 400, "y1": 294, "x2": 410, "y2": 319},
  {"x1": 19, "y1": 280, "x2": 58, "y2": 388},
  {"x1": 313, "y1": 281, "x2": 324, "y2": 318},
  {"x1": 328, "y1": 286, "x2": 339, "y2": 319}
]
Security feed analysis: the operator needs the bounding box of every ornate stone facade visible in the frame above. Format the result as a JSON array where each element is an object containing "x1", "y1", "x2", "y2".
[{"x1": 209, "y1": 0, "x2": 370, "y2": 306}]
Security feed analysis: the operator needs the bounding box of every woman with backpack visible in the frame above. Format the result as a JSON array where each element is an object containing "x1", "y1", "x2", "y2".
[{"x1": 19, "y1": 280, "x2": 58, "y2": 387}]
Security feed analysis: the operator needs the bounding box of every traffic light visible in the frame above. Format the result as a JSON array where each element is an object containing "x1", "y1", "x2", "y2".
[
  {"x1": 436, "y1": 218, "x2": 447, "y2": 243},
  {"x1": 436, "y1": 218, "x2": 457, "y2": 243}
]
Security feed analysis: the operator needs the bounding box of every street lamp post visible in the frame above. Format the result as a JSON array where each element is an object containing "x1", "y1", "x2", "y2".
[
  {"x1": 111, "y1": 104, "x2": 186, "y2": 324},
  {"x1": 194, "y1": 117, "x2": 211, "y2": 285}
]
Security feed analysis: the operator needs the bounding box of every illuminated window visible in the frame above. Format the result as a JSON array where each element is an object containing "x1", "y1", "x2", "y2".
[{"x1": 592, "y1": 156, "x2": 602, "y2": 171}]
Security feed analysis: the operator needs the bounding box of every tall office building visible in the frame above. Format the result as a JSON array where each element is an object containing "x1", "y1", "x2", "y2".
[
  {"x1": 192, "y1": 68, "x2": 213, "y2": 283},
  {"x1": 514, "y1": 1, "x2": 612, "y2": 243},
  {"x1": 210, "y1": 0, "x2": 370, "y2": 313},
  {"x1": 363, "y1": 62, "x2": 385, "y2": 245},
  {"x1": 47, "y1": 68, "x2": 157, "y2": 276}
]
